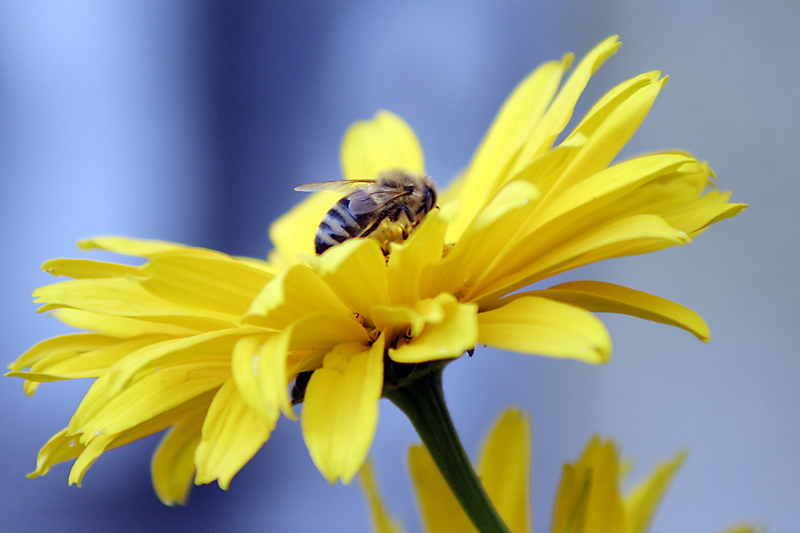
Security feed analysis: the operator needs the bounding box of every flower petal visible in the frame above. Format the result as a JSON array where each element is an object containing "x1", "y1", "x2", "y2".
[
  {"x1": 407, "y1": 444, "x2": 476, "y2": 533},
  {"x1": 530, "y1": 153, "x2": 696, "y2": 231},
  {"x1": 389, "y1": 295, "x2": 478, "y2": 364},
  {"x1": 388, "y1": 207, "x2": 451, "y2": 306},
  {"x1": 477, "y1": 409, "x2": 532, "y2": 533},
  {"x1": 449, "y1": 54, "x2": 569, "y2": 240},
  {"x1": 53, "y1": 308, "x2": 203, "y2": 338},
  {"x1": 243, "y1": 264, "x2": 351, "y2": 329},
  {"x1": 552, "y1": 437, "x2": 624, "y2": 533},
  {"x1": 623, "y1": 450, "x2": 686, "y2": 533},
  {"x1": 42, "y1": 258, "x2": 137, "y2": 279},
  {"x1": 138, "y1": 252, "x2": 274, "y2": 316},
  {"x1": 231, "y1": 334, "x2": 274, "y2": 422},
  {"x1": 545, "y1": 72, "x2": 665, "y2": 199},
  {"x1": 68, "y1": 392, "x2": 215, "y2": 486},
  {"x1": 477, "y1": 296, "x2": 611, "y2": 364},
  {"x1": 358, "y1": 460, "x2": 406, "y2": 533},
  {"x1": 341, "y1": 110, "x2": 424, "y2": 182},
  {"x1": 530, "y1": 280, "x2": 710, "y2": 342},
  {"x1": 315, "y1": 238, "x2": 390, "y2": 321},
  {"x1": 34, "y1": 277, "x2": 238, "y2": 324},
  {"x1": 302, "y1": 336, "x2": 384, "y2": 485},
  {"x1": 515, "y1": 36, "x2": 621, "y2": 171},
  {"x1": 423, "y1": 181, "x2": 540, "y2": 298},
  {"x1": 73, "y1": 362, "x2": 228, "y2": 438},
  {"x1": 194, "y1": 379, "x2": 275, "y2": 490},
  {"x1": 26, "y1": 429, "x2": 84, "y2": 479},
  {"x1": 77, "y1": 236, "x2": 194, "y2": 257},
  {"x1": 151, "y1": 411, "x2": 205, "y2": 506},
  {"x1": 10, "y1": 333, "x2": 118, "y2": 373},
  {"x1": 9, "y1": 335, "x2": 172, "y2": 390},
  {"x1": 104, "y1": 327, "x2": 263, "y2": 395},
  {"x1": 474, "y1": 214, "x2": 690, "y2": 304}
]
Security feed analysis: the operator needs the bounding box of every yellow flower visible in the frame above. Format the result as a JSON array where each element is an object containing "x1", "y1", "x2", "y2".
[
  {"x1": 248, "y1": 35, "x2": 744, "y2": 484},
  {"x1": 359, "y1": 409, "x2": 759, "y2": 533},
  {"x1": 8, "y1": 36, "x2": 746, "y2": 503}
]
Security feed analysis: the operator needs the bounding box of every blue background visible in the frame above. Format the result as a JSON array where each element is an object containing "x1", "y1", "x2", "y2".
[{"x1": 1, "y1": 2, "x2": 796, "y2": 532}]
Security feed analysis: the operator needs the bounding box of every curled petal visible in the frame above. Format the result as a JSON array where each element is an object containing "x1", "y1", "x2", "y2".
[{"x1": 527, "y1": 280, "x2": 710, "y2": 342}]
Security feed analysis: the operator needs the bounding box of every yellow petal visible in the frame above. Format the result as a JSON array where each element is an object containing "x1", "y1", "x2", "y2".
[
  {"x1": 315, "y1": 238, "x2": 390, "y2": 321},
  {"x1": 388, "y1": 207, "x2": 451, "y2": 305},
  {"x1": 474, "y1": 214, "x2": 690, "y2": 304},
  {"x1": 449, "y1": 55, "x2": 569, "y2": 241},
  {"x1": 74, "y1": 362, "x2": 227, "y2": 438},
  {"x1": 358, "y1": 460, "x2": 406, "y2": 533},
  {"x1": 194, "y1": 379, "x2": 274, "y2": 489},
  {"x1": 518, "y1": 36, "x2": 621, "y2": 171},
  {"x1": 530, "y1": 153, "x2": 695, "y2": 231},
  {"x1": 550, "y1": 462, "x2": 590, "y2": 533},
  {"x1": 104, "y1": 327, "x2": 264, "y2": 395},
  {"x1": 531, "y1": 280, "x2": 710, "y2": 342},
  {"x1": 580, "y1": 439, "x2": 625, "y2": 533},
  {"x1": 78, "y1": 236, "x2": 194, "y2": 257},
  {"x1": 10, "y1": 333, "x2": 118, "y2": 373},
  {"x1": 26, "y1": 429, "x2": 84, "y2": 478},
  {"x1": 552, "y1": 437, "x2": 625, "y2": 533},
  {"x1": 478, "y1": 296, "x2": 611, "y2": 364},
  {"x1": 623, "y1": 450, "x2": 686, "y2": 533},
  {"x1": 302, "y1": 336, "x2": 384, "y2": 484},
  {"x1": 53, "y1": 308, "x2": 203, "y2": 338},
  {"x1": 151, "y1": 411, "x2": 205, "y2": 506},
  {"x1": 69, "y1": 433, "x2": 115, "y2": 486},
  {"x1": 341, "y1": 110, "x2": 424, "y2": 182},
  {"x1": 33, "y1": 277, "x2": 238, "y2": 324},
  {"x1": 230, "y1": 334, "x2": 274, "y2": 422},
  {"x1": 13, "y1": 335, "x2": 171, "y2": 386},
  {"x1": 256, "y1": 331, "x2": 295, "y2": 420},
  {"x1": 477, "y1": 409, "x2": 532, "y2": 533},
  {"x1": 423, "y1": 181, "x2": 540, "y2": 298},
  {"x1": 389, "y1": 295, "x2": 478, "y2": 364},
  {"x1": 68, "y1": 394, "x2": 214, "y2": 486},
  {"x1": 408, "y1": 444, "x2": 477, "y2": 533},
  {"x1": 243, "y1": 264, "x2": 351, "y2": 329},
  {"x1": 139, "y1": 253, "x2": 274, "y2": 316},
  {"x1": 545, "y1": 73, "x2": 665, "y2": 200},
  {"x1": 258, "y1": 311, "x2": 370, "y2": 421},
  {"x1": 41, "y1": 258, "x2": 137, "y2": 279}
]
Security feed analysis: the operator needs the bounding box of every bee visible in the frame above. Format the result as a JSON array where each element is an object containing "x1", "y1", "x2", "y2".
[{"x1": 295, "y1": 169, "x2": 437, "y2": 255}]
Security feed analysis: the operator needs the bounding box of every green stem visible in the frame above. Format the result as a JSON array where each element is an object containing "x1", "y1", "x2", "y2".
[{"x1": 384, "y1": 367, "x2": 511, "y2": 533}]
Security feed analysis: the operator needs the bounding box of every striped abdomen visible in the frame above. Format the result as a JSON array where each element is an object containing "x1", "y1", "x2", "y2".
[{"x1": 314, "y1": 198, "x2": 377, "y2": 255}]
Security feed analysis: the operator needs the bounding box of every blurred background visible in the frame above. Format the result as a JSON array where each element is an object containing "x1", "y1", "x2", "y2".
[{"x1": 1, "y1": 1, "x2": 796, "y2": 531}]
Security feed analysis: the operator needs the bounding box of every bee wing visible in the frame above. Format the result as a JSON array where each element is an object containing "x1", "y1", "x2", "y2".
[
  {"x1": 294, "y1": 179, "x2": 375, "y2": 193},
  {"x1": 348, "y1": 189, "x2": 408, "y2": 215}
]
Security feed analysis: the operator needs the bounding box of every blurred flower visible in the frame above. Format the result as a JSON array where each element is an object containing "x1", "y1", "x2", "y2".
[
  {"x1": 9, "y1": 36, "x2": 745, "y2": 503},
  {"x1": 359, "y1": 409, "x2": 758, "y2": 533}
]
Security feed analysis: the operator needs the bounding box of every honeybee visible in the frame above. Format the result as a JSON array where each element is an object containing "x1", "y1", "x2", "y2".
[{"x1": 295, "y1": 169, "x2": 437, "y2": 255}]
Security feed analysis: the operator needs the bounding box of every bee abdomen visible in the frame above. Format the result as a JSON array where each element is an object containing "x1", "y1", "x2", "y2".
[{"x1": 315, "y1": 199, "x2": 364, "y2": 254}]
